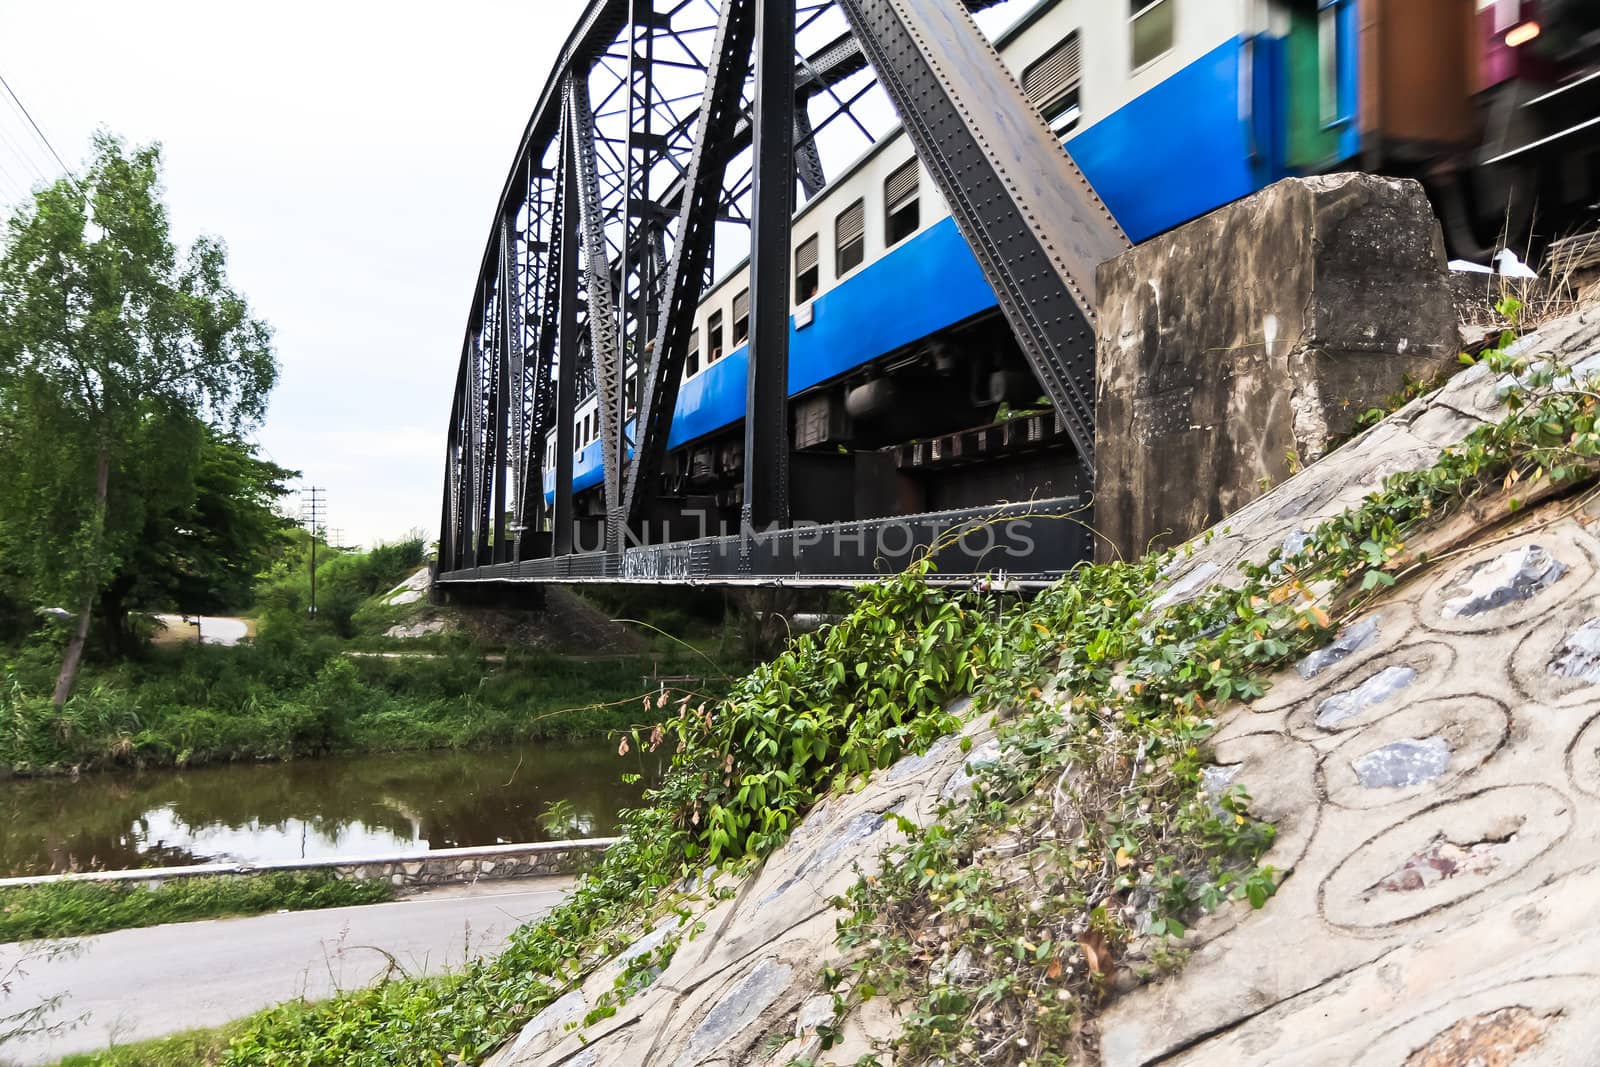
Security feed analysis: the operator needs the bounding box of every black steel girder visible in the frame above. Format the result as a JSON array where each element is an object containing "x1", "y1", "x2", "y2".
[
  {"x1": 833, "y1": 0, "x2": 1128, "y2": 471},
  {"x1": 440, "y1": 0, "x2": 1124, "y2": 591},
  {"x1": 620, "y1": 0, "x2": 758, "y2": 532}
]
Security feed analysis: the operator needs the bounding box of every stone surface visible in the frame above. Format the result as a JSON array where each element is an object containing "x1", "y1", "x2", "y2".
[
  {"x1": 1351, "y1": 736, "x2": 1452, "y2": 789},
  {"x1": 492, "y1": 306, "x2": 1600, "y2": 1066},
  {"x1": 1095, "y1": 173, "x2": 1458, "y2": 562},
  {"x1": 1438, "y1": 544, "x2": 1568, "y2": 619},
  {"x1": 1547, "y1": 617, "x2": 1600, "y2": 682},
  {"x1": 1297, "y1": 616, "x2": 1381, "y2": 679},
  {"x1": 491, "y1": 710, "x2": 999, "y2": 1067},
  {"x1": 1094, "y1": 306, "x2": 1600, "y2": 1066},
  {"x1": 673, "y1": 957, "x2": 792, "y2": 1067},
  {"x1": 1313, "y1": 664, "x2": 1417, "y2": 728}
]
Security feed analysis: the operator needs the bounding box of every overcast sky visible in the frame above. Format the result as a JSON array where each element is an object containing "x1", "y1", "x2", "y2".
[{"x1": 0, "y1": 0, "x2": 589, "y2": 548}]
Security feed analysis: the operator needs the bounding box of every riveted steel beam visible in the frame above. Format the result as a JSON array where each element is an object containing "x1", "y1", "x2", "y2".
[
  {"x1": 552, "y1": 120, "x2": 582, "y2": 559},
  {"x1": 621, "y1": 0, "x2": 758, "y2": 533},
  {"x1": 743, "y1": 0, "x2": 796, "y2": 533},
  {"x1": 493, "y1": 218, "x2": 517, "y2": 564},
  {"x1": 834, "y1": 0, "x2": 1129, "y2": 473},
  {"x1": 518, "y1": 170, "x2": 564, "y2": 552},
  {"x1": 565, "y1": 73, "x2": 626, "y2": 549},
  {"x1": 793, "y1": 104, "x2": 826, "y2": 201}
]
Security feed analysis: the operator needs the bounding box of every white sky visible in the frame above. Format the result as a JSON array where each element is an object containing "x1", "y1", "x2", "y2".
[
  {"x1": 0, "y1": 0, "x2": 589, "y2": 549},
  {"x1": 0, "y1": 0, "x2": 1033, "y2": 551}
]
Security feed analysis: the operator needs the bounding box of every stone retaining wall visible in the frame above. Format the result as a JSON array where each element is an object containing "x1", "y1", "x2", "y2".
[{"x1": 0, "y1": 838, "x2": 617, "y2": 893}]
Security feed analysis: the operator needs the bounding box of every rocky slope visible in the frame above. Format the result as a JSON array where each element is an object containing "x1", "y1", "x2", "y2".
[{"x1": 488, "y1": 305, "x2": 1600, "y2": 1066}]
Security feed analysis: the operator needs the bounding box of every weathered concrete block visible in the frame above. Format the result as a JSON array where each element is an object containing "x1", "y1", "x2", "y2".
[{"x1": 1094, "y1": 173, "x2": 1457, "y2": 561}]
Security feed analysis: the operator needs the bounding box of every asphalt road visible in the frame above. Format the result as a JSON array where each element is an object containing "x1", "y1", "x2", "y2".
[
  {"x1": 151, "y1": 614, "x2": 251, "y2": 647},
  {"x1": 0, "y1": 878, "x2": 574, "y2": 1065}
]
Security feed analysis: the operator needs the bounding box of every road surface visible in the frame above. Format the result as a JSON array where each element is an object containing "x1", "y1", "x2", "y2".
[
  {"x1": 151, "y1": 614, "x2": 252, "y2": 647},
  {"x1": 0, "y1": 879, "x2": 573, "y2": 1065}
]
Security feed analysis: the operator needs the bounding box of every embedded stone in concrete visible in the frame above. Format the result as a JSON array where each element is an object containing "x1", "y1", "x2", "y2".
[
  {"x1": 1403, "y1": 1006, "x2": 1552, "y2": 1067},
  {"x1": 1199, "y1": 765, "x2": 1240, "y2": 816},
  {"x1": 1319, "y1": 785, "x2": 1571, "y2": 932},
  {"x1": 674, "y1": 957, "x2": 791, "y2": 1067},
  {"x1": 616, "y1": 919, "x2": 676, "y2": 968},
  {"x1": 761, "y1": 811, "x2": 886, "y2": 905},
  {"x1": 1440, "y1": 545, "x2": 1568, "y2": 619},
  {"x1": 1548, "y1": 617, "x2": 1600, "y2": 683},
  {"x1": 940, "y1": 738, "x2": 1003, "y2": 802},
  {"x1": 794, "y1": 994, "x2": 833, "y2": 1039},
  {"x1": 887, "y1": 735, "x2": 955, "y2": 783},
  {"x1": 503, "y1": 989, "x2": 587, "y2": 1061},
  {"x1": 1314, "y1": 665, "x2": 1417, "y2": 728},
  {"x1": 1281, "y1": 528, "x2": 1311, "y2": 558},
  {"x1": 1369, "y1": 834, "x2": 1508, "y2": 895},
  {"x1": 1353, "y1": 736, "x2": 1452, "y2": 789},
  {"x1": 1200, "y1": 764, "x2": 1240, "y2": 798},
  {"x1": 1151, "y1": 561, "x2": 1221, "y2": 610},
  {"x1": 1297, "y1": 616, "x2": 1380, "y2": 679},
  {"x1": 934, "y1": 946, "x2": 979, "y2": 987}
]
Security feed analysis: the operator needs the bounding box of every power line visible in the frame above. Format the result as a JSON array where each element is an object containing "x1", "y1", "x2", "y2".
[
  {"x1": 0, "y1": 66, "x2": 80, "y2": 194},
  {"x1": 0, "y1": 156, "x2": 27, "y2": 206},
  {"x1": 0, "y1": 118, "x2": 50, "y2": 185}
]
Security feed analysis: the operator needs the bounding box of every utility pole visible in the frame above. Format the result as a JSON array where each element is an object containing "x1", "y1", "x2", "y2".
[{"x1": 304, "y1": 487, "x2": 325, "y2": 617}]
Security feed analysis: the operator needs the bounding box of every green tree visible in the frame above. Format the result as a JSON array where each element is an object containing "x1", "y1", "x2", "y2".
[
  {"x1": 0, "y1": 133, "x2": 276, "y2": 703},
  {"x1": 108, "y1": 425, "x2": 298, "y2": 637}
]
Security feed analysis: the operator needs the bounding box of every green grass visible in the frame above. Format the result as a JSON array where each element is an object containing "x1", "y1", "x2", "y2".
[
  {"x1": 54, "y1": 1021, "x2": 241, "y2": 1066},
  {"x1": 0, "y1": 873, "x2": 393, "y2": 943},
  {"x1": 0, "y1": 629, "x2": 728, "y2": 775}
]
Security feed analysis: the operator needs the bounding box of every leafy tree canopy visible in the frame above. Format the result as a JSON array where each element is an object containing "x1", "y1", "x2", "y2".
[{"x1": 0, "y1": 132, "x2": 279, "y2": 700}]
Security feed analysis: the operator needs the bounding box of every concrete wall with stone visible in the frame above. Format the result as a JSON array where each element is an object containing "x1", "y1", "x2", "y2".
[
  {"x1": 485, "y1": 306, "x2": 1600, "y2": 1066},
  {"x1": 1094, "y1": 173, "x2": 1458, "y2": 562},
  {"x1": 0, "y1": 839, "x2": 616, "y2": 894}
]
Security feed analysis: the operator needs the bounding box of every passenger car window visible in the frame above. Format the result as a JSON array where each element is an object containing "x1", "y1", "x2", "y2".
[
  {"x1": 1130, "y1": 0, "x2": 1173, "y2": 70},
  {"x1": 836, "y1": 199, "x2": 865, "y2": 275},
  {"x1": 884, "y1": 160, "x2": 919, "y2": 247},
  {"x1": 1023, "y1": 31, "x2": 1083, "y2": 136},
  {"x1": 795, "y1": 235, "x2": 820, "y2": 303},
  {"x1": 732, "y1": 289, "x2": 750, "y2": 346}
]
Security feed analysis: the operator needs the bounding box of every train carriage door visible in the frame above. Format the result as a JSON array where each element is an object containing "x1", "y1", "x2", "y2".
[
  {"x1": 1284, "y1": 0, "x2": 1359, "y2": 169},
  {"x1": 1358, "y1": 0, "x2": 1476, "y2": 160}
]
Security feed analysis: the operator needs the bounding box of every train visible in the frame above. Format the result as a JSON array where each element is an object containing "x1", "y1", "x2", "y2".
[{"x1": 547, "y1": 0, "x2": 1600, "y2": 535}]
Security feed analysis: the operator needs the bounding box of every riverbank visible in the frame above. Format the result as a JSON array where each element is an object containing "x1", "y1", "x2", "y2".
[
  {"x1": 0, "y1": 627, "x2": 723, "y2": 778},
  {"x1": 0, "y1": 872, "x2": 392, "y2": 943},
  {"x1": 0, "y1": 839, "x2": 612, "y2": 943}
]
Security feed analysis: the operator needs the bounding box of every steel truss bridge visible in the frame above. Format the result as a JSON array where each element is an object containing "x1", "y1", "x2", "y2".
[{"x1": 437, "y1": 0, "x2": 1126, "y2": 589}]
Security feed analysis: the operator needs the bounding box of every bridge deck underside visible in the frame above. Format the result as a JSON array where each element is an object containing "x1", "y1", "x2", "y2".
[{"x1": 435, "y1": 497, "x2": 1089, "y2": 587}]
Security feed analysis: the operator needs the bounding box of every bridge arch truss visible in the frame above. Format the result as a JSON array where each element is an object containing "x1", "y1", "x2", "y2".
[{"x1": 438, "y1": 0, "x2": 1126, "y2": 587}]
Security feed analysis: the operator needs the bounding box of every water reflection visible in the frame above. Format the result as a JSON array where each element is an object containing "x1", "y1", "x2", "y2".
[{"x1": 0, "y1": 742, "x2": 663, "y2": 876}]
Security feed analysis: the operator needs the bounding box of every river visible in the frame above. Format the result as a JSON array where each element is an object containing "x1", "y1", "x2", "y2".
[{"x1": 0, "y1": 742, "x2": 663, "y2": 878}]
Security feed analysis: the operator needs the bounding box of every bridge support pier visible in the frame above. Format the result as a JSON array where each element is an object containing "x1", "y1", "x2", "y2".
[{"x1": 1093, "y1": 174, "x2": 1460, "y2": 563}]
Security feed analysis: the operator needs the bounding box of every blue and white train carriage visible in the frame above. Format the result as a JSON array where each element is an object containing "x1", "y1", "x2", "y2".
[{"x1": 550, "y1": 0, "x2": 1599, "y2": 524}]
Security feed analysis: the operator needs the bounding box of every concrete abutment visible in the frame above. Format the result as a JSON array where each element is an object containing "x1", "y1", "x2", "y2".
[{"x1": 1093, "y1": 172, "x2": 1459, "y2": 562}]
